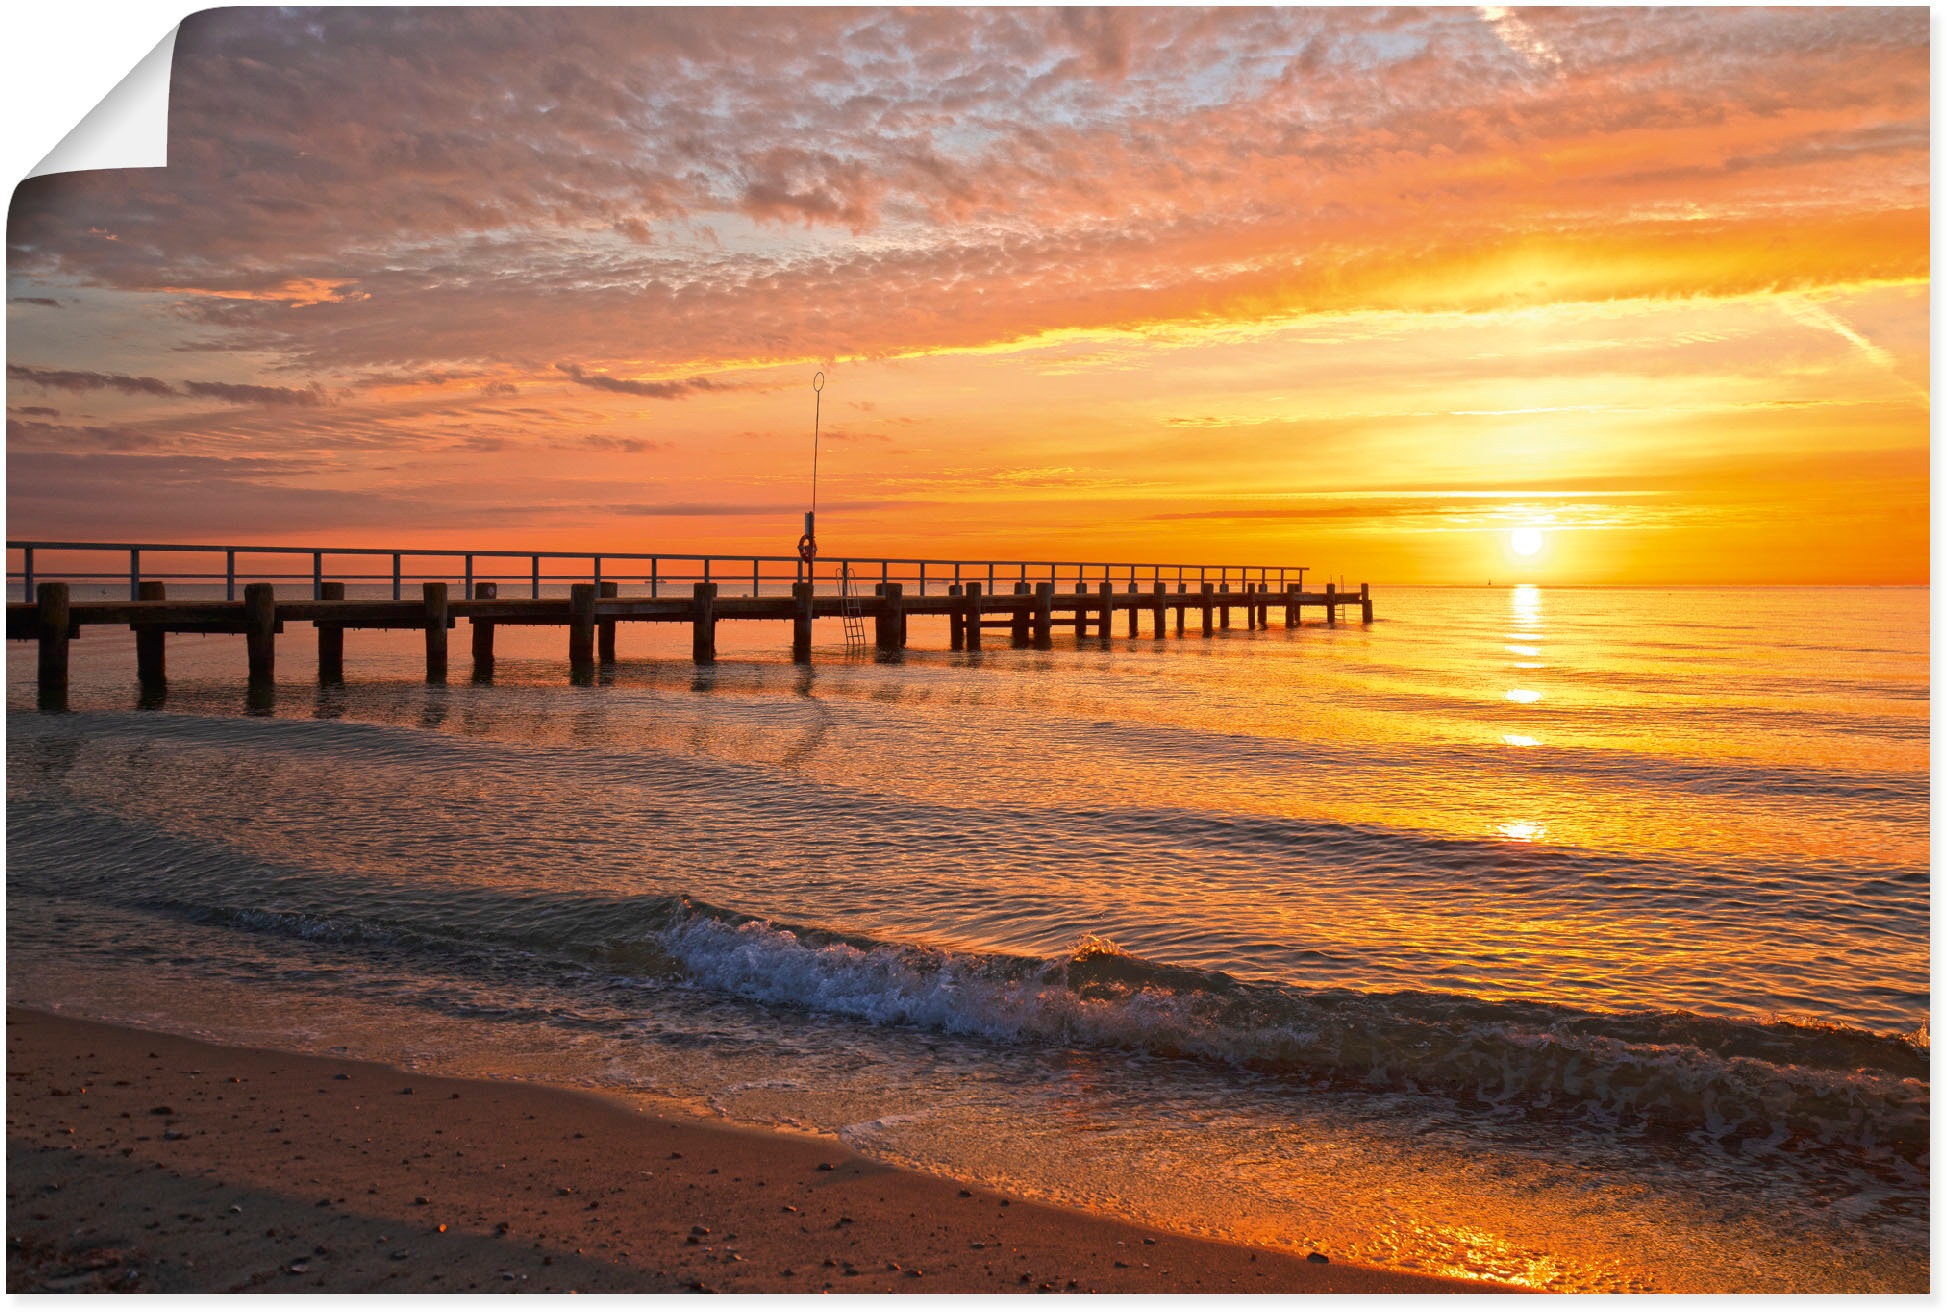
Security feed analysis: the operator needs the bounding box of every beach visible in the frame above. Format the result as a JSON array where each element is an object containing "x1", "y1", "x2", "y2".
[{"x1": 6, "y1": 1007, "x2": 1503, "y2": 1294}]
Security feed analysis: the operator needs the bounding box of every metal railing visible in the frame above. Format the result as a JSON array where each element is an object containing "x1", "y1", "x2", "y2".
[{"x1": 6, "y1": 540, "x2": 1310, "y2": 603}]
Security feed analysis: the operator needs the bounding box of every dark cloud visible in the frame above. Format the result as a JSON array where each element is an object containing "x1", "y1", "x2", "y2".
[
  {"x1": 180, "y1": 380, "x2": 330, "y2": 407},
  {"x1": 7, "y1": 296, "x2": 60, "y2": 307},
  {"x1": 556, "y1": 362, "x2": 721, "y2": 399},
  {"x1": 9, "y1": 363, "x2": 174, "y2": 396}
]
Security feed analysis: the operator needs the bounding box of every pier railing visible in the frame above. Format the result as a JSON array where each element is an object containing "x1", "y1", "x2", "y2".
[{"x1": 6, "y1": 540, "x2": 1309, "y2": 604}]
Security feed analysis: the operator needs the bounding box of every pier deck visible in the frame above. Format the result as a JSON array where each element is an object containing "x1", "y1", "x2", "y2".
[{"x1": 6, "y1": 539, "x2": 1372, "y2": 703}]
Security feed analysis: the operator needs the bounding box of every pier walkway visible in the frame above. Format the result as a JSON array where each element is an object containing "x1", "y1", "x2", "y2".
[{"x1": 7, "y1": 540, "x2": 1372, "y2": 701}]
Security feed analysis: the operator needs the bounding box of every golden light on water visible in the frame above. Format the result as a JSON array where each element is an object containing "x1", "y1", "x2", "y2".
[
  {"x1": 1496, "y1": 821, "x2": 1548, "y2": 843},
  {"x1": 1502, "y1": 735, "x2": 1542, "y2": 748},
  {"x1": 1505, "y1": 689, "x2": 1543, "y2": 704}
]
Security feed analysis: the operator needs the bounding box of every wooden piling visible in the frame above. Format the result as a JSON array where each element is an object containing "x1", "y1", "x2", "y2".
[
  {"x1": 689, "y1": 581, "x2": 716, "y2": 664},
  {"x1": 1033, "y1": 581, "x2": 1054, "y2": 648},
  {"x1": 318, "y1": 582, "x2": 347, "y2": 681},
  {"x1": 964, "y1": 581, "x2": 983, "y2": 652},
  {"x1": 36, "y1": 582, "x2": 71, "y2": 698},
  {"x1": 1286, "y1": 583, "x2": 1299, "y2": 628},
  {"x1": 1012, "y1": 581, "x2": 1031, "y2": 646},
  {"x1": 569, "y1": 582, "x2": 598, "y2": 667},
  {"x1": 135, "y1": 580, "x2": 167, "y2": 682},
  {"x1": 1326, "y1": 581, "x2": 1338, "y2": 627},
  {"x1": 1219, "y1": 583, "x2": 1233, "y2": 630},
  {"x1": 1175, "y1": 582, "x2": 1187, "y2": 636},
  {"x1": 1097, "y1": 581, "x2": 1114, "y2": 641},
  {"x1": 469, "y1": 581, "x2": 496, "y2": 674},
  {"x1": 1361, "y1": 582, "x2": 1373, "y2": 624},
  {"x1": 423, "y1": 581, "x2": 449, "y2": 682},
  {"x1": 791, "y1": 581, "x2": 814, "y2": 662},
  {"x1": 875, "y1": 582, "x2": 905, "y2": 653},
  {"x1": 598, "y1": 581, "x2": 619, "y2": 663},
  {"x1": 244, "y1": 583, "x2": 276, "y2": 682},
  {"x1": 948, "y1": 584, "x2": 965, "y2": 650}
]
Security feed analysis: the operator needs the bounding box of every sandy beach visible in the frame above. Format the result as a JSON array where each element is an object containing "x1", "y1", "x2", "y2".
[{"x1": 6, "y1": 1007, "x2": 1508, "y2": 1294}]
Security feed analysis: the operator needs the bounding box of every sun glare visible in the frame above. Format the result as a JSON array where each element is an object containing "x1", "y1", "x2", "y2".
[{"x1": 1511, "y1": 527, "x2": 1545, "y2": 557}]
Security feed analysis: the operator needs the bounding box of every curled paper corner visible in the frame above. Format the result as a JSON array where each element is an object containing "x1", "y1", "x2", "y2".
[{"x1": 27, "y1": 25, "x2": 178, "y2": 179}]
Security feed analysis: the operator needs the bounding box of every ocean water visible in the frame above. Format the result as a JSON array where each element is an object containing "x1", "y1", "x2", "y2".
[{"x1": 6, "y1": 584, "x2": 1929, "y2": 1292}]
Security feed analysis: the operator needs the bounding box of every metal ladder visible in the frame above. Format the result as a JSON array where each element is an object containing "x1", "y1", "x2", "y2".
[{"x1": 839, "y1": 564, "x2": 868, "y2": 652}]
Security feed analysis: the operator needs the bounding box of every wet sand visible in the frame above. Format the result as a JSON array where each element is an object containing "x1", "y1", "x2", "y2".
[{"x1": 6, "y1": 1007, "x2": 1513, "y2": 1294}]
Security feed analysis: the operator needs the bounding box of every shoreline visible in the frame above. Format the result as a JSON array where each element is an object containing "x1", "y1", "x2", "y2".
[{"x1": 6, "y1": 1006, "x2": 1513, "y2": 1294}]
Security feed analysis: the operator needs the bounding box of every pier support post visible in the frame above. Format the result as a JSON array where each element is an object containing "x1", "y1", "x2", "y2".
[
  {"x1": 1127, "y1": 584, "x2": 1139, "y2": 638},
  {"x1": 1325, "y1": 582, "x2": 1338, "y2": 627},
  {"x1": 244, "y1": 583, "x2": 277, "y2": 682},
  {"x1": 423, "y1": 581, "x2": 449, "y2": 683},
  {"x1": 36, "y1": 581, "x2": 71, "y2": 702},
  {"x1": 1033, "y1": 581, "x2": 1054, "y2": 648},
  {"x1": 791, "y1": 581, "x2": 814, "y2": 662},
  {"x1": 1200, "y1": 582, "x2": 1215, "y2": 637},
  {"x1": 1361, "y1": 583, "x2": 1373, "y2": 624},
  {"x1": 690, "y1": 581, "x2": 717, "y2": 664},
  {"x1": 598, "y1": 581, "x2": 619, "y2": 663},
  {"x1": 948, "y1": 584, "x2": 965, "y2": 650},
  {"x1": 1244, "y1": 583, "x2": 1256, "y2": 630},
  {"x1": 316, "y1": 582, "x2": 347, "y2": 682},
  {"x1": 1097, "y1": 581, "x2": 1114, "y2": 642},
  {"x1": 1011, "y1": 581, "x2": 1030, "y2": 646},
  {"x1": 964, "y1": 582, "x2": 983, "y2": 652},
  {"x1": 1151, "y1": 582, "x2": 1167, "y2": 638},
  {"x1": 134, "y1": 580, "x2": 167, "y2": 683},
  {"x1": 1286, "y1": 584, "x2": 1299, "y2": 628},
  {"x1": 470, "y1": 582, "x2": 496, "y2": 676},
  {"x1": 875, "y1": 582, "x2": 905, "y2": 653},
  {"x1": 1219, "y1": 583, "x2": 1232, "y2": 631},
  {"x1": 569, "y1": 583, "x2": 597, "y2": 667},
  {"x1": 1176, "y1": 582, "x2": 1187, "y2": 636}
]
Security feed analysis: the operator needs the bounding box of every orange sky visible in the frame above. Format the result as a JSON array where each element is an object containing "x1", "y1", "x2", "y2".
[{"x1": 5, "y1": 7, "x2": 1930, "y2": 584}]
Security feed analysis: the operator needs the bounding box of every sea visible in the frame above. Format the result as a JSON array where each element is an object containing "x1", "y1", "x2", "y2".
[{"x1": 5, "y1": 584, "x2": 1929, "y2": 1292}]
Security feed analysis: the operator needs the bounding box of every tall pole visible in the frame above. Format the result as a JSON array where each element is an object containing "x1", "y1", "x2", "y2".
[{"x1": 798, "y1": 371, "x2": 824, "y2": 575}]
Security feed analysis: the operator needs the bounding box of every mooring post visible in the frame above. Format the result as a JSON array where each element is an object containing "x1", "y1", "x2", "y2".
[
  {"x1": 964, "y1": 581, "x2": 983, "y2": 652},
  {"x1": 244, "y1": 582, "x2": 277, "y2": 682},
  {"x1": 36, "y1": 581, "x2": 71, "y2": 699},
  {"x1": 1097, "y1": 580, "x2": 1114, "y2": 642},
  {"x1": 1151, "y1": 581, "x2": 1167, "y2": 638},
  {"x1": 423, "y1": 581, "x2": 449, "y2": 683},
  {"x1": 1011, "y1": 580, "x2": 1031, "y2": 646},
  {"x1": 1219, "y1": 583, "x2": 1233, "y2": 630},
  {"x1": 135, "y1": 580, "x2": 167, "y2": 683},
  {"x1": 598, "y1": 580, "x2": 619, "y2": 663},
  {"x1": 1361, "y1": 582, "x2": 1373, "y2": 624},
  {"x1": 689, "y1": 581, "x2": 716, "y2": 664},
  {"x1": 569, "y1": 583, "x2": 598, "y2": 667},
  {"x1": 317, "y1": 581, "x2": 346, "y2": 682},
  {"x1": 1200, "y1": 582, "x2": 1215, "y2": 636},
  {"x1": 791, "y1": 580, "x2": 814, "y2": 663},
  {"x1": 470, "y1": 581, "x2": 496, "y2": 674},
  {"x1": 1286, "y1": 583, "x2": 1299, "y2": 628},
  {"x1": 948, "y1": 583, "x2": 965, "y2": 650},
  {"x1": 1326, "y1": 581, "x2": 1338, "y2": 627},
  {"x1": 1126, "y1": 582, "x2": 1139, "y2": 638},
  {"x1": 1033, "y1": 581, "x2": 1054, "y2": 648},
  {"x1": 1176, "y1": 582, "x2": 1187, "y2": 636},
  {"x1": 875, "y1": 582, "x2": 905, "y2": 653},
  {"x1": 1243, "y1": 583, "x2": 1257, "y2": 630}
]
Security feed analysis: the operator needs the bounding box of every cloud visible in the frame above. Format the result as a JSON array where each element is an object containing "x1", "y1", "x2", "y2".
[
  {"x1": 556, "y1": 362, "x2": 722, "y2": 398},
  {"x1": 8, "y1": 296, "x2": 60, "y2": 308},
  {"x1": 9, "y1": 363, "x2": 174, "y2": 396},
  {"x1": 180, "y1": 379, "x2": 331, "y2": 407}
]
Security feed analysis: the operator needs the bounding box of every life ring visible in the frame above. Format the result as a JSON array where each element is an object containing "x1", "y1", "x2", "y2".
[{"x1": 797, "y1": 532, "x2": 818, "y2": 563}]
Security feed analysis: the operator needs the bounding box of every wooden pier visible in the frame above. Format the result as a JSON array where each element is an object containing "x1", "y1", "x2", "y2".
[{"x1": 6, "y1": 540, "x2": 1373, "y2": 703}]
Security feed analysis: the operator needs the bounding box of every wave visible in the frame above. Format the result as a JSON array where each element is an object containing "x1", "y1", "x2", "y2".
[{"x1": 174, "y1": 887, "x2": 1929, "y2": 1162}]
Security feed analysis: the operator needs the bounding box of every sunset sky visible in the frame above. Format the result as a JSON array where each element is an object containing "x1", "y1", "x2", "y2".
[{"x1": 5, "y1": 7, "x2": 1930, "y2": 584}]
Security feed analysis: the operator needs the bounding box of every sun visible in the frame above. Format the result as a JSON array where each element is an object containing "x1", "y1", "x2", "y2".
[{"x1": 1510, "y1": 527, "x2": 1545, "y2": 557}]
